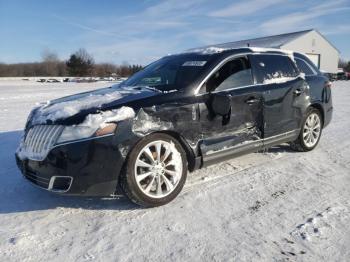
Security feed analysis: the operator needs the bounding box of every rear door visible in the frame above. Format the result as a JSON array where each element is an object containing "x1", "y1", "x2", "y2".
[{"x1": 250, "y1": 54, "x2": 307, "y2": 140}]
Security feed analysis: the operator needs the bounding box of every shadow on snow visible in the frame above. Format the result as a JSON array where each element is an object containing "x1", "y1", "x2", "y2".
[
  {"x1": 0, "y1": 130, "x2": 138, "y2": 214},
  {"x1": 0, "y1": 130, "x2": 295, "y2": 214}
]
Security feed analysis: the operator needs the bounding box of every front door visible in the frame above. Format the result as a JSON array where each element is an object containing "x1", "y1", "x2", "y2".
[{"x1": 197, "y1": 56, "x2": 264, "y2": 164}]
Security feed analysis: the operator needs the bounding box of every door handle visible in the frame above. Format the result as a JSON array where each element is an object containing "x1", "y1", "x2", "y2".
[
  {"x1": 245, "y1": 97, "x2": 260, "y2": 105},
  {"x1": 293, "y1": 89, "x2": 303, "y2": 96}
]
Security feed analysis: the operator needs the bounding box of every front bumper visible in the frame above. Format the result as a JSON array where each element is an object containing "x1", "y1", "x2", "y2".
[{"x1": 16, "y1": 134, "x2": 128, "y2": 196}]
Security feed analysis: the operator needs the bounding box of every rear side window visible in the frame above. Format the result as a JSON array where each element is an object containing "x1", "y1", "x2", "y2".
[
  {"x1": 252, "y1": 54, "x2": 298, "y2": 84},
  {"x1": 295, "y1": 58, "x2": 315, "y2": 75}
]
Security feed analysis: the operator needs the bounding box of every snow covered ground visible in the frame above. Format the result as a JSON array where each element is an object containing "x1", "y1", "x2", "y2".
[{"x1": 0, "y1": 80, "x2": 349, "y2": 261}]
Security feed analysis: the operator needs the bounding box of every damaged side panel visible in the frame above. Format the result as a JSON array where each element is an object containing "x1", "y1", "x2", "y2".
[
  {"x1": 132, "y1": 103, "x2": 202, "y2": 144},
  {"x1": 129, "y1": 86, "x2": 265, "y2": 169},
  {"x1": 198, "y1": 87, "x2": 264, "y2": 165}
]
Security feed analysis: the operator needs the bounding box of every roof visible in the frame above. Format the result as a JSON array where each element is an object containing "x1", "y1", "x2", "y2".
[
  {"x1": 181, "y1": 46, "x2": 291, "y2": 57},
  {"x1": 187, "y1": 29, "x2": 314, "y2": 51}
]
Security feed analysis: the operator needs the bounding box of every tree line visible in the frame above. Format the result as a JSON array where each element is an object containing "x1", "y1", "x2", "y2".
[
  {"x1": 0, "y1": 48, "x2": 143, "y2": 77},
  {"x1": 338, "y1": 59, "x2": 350, "y2": 72}
]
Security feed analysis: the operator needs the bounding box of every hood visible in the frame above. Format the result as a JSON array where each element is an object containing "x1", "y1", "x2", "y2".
[{"x1": 29, "y1": 85, "x2": 160, "y2": 126}]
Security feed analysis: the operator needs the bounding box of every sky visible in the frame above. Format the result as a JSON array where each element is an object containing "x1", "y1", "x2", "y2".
[{"x1": 0, "y1": 0, "x2": 350, "y2": 65}]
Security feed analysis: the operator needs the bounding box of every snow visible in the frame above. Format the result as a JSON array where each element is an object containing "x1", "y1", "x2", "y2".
[
  {"x1": 186, "y1": 46, "x2": 227, "y2": 54},
  {"x1": 262, "y1": 70, "x2": 300, "y2": 85},
  {"x1": 84, "y1": 106, "x2": 135, "y2": 128},
  {"x1": 132, "y1": 108, "x2": 174, "y2": 135},
  {"x1": 184, "y1": 45, "x2": 294, "y2": 58},
  {"x1": 249, "y1": 47, "x2": 295, "y2": 61},
  {"x1": 263, "y1": 76, "x2": 298, "y2": 84},
  {"x1": 169, "y1": 141, "x2": 183, "y2": 182},
  {"x1": 31, "y1": 86, "x2": 140, "y2": 125},
  {"x1": 1, "y1": 80, "x2": 350, "y2": 261},
  {"x1": 57, "y1": 107, "x2": 135, "y2": 144},
  {"x1": 0, "y1": 80, "x2": 115, "y2": 131},
  {"x1": 16, "y1": 106, "x2": 135, "y2": 160},
  {"x1": 248, "y1": 47, "x2": 293, "y2": 55}
]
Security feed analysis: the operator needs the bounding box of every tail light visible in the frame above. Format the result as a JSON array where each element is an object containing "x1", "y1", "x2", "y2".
[{"x1": 325, "y1": 81, "x2": 332, "y2": 88}]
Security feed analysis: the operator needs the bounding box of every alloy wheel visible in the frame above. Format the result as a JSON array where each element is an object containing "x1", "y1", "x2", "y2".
[
  {"x1": 303, "y1": 113, "x2": 321, "y2": 148},
  {"x1": 134, "y1": 140, "x2": 183, "y2": 198}
]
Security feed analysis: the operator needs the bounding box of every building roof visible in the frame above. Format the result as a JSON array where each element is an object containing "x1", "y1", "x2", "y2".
[
  {"x1": 186, "y1": 29, "x2": 340, "y2": 55},
  {"x1": 196, "y1": 29, "x2": 314, "y2": 50}
]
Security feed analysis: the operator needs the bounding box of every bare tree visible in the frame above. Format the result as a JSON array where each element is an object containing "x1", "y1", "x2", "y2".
[
  {"x1": 338, "y1": 58, "x2": 348, "y2": 69},
  {"x1": 42, "y1": 49, "x2": 59, "y2": 62},
  {"x1": 41, "y1": 49, "x2": 61, "y2": 76},
  {"x1": 93, "y1": 63, "x2": 118, "y2": 77},
  {"x1": 0, "y1": 47, "x2": 142, "y2": 77},
  {"x1": 339, "y1": 58, "x2": 350, "y2": 72}
]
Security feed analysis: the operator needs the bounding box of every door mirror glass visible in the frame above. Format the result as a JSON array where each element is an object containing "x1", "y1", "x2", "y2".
[{"x1": 211, "y1": 94, "x2": 231, "y2": 116}]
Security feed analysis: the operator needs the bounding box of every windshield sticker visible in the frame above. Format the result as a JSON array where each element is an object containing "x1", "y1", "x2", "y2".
[{"x1": 182, "y1": 61, "x2": 207, "y2": 66}]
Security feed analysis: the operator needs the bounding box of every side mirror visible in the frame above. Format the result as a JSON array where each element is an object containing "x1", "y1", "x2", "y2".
[{"x1": 211, "y1": 93, "x2": 231, "y2": 116}]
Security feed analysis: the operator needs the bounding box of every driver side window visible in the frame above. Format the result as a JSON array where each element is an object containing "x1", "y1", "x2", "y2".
[{"x1": 205, "y1": 57, "x2": 253, "y2": 92}]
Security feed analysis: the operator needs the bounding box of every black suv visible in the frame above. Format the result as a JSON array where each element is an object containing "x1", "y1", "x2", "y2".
[{"x1": 16, "y1": 47, "x2": 333, "y2": 207}]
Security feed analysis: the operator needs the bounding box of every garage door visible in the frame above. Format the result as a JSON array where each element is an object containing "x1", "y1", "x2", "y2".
[{"x1": 306, "y1": 53, "x2": 320, "y2": 69}]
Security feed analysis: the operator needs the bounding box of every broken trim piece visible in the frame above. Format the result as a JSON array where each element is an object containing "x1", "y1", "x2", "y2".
[{"x1": 202, "y1": 129, "x2": 299, "y2": 167}]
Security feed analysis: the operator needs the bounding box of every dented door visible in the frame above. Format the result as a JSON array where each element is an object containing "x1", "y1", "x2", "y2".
[
  {"x1": 250, "y1": 54, "x2": 306, "y2": 138},
  {"x1": 199, "y1": 86, "x2": 264, "y2": 160},
  {"x1": 260, "y1": 79, "x2": 306, "y2": 138}
]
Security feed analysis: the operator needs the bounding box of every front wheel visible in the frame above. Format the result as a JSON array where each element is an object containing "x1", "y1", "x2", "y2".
[
  {"x1": 290, "y1": 108, "x2": 323, "y2": 152},
  {"x1": 120, "y1": 133, "x2": 187, "y2": 207}
]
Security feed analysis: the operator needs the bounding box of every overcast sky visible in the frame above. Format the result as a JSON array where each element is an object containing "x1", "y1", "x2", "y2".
[{"x1": 0, "y1": 0, "x2": 349, "y2": 64}]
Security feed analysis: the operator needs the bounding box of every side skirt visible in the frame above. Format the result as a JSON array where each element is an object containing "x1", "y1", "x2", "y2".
[
  {"x1": 201, "y1": 130, "x2": 299, "y2": 168},
  {"x1": 262, "y1": 129, "x2": 299, "y2": 149}
]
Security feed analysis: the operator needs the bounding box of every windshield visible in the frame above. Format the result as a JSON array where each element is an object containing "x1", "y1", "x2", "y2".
[{"x1": 119, "y1": 54, "x2": 213, "y2": 91}]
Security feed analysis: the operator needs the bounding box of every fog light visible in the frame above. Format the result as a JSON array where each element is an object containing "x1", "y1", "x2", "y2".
[{"x1": 48, "y1": 176, "x2": 73, "y2": 192}]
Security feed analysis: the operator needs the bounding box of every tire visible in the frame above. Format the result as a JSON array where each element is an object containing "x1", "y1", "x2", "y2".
[
  {"x1": 290, "y1": 107, "x2": 323, "y2": 152},
  {"x1": 120, "y1": 133, "x2": 187, "y2": 207}
]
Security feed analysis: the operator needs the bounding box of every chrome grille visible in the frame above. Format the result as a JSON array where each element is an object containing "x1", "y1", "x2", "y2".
[{"x1": 23, "y1": 125, "x2": 64, "y2": 160}]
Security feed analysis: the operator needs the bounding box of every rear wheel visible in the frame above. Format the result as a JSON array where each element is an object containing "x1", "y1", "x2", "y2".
[
  {"x1": 120, "y1": 133, "x2": 187, "y2": 207},
  {"x1": 290, "y1": 108, "x2": 323, "y2": 152}
]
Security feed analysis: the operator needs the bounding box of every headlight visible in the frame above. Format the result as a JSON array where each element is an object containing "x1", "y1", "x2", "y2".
[
  {"x1": 56, "y1": 123, "x2": 117, "y2": 144},
  {"x1": 55, "y1": 106, "x2": 134, "y2": 144}
]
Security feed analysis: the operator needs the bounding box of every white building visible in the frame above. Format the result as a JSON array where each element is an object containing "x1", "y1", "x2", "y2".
[{"x1": 203, "y1": 29, "x2": 340, "y2": 73}]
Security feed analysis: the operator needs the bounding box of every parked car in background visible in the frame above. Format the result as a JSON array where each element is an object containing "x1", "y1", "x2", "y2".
[
  {"x1": 346, "y1": 72, "x2": 350, "y2": 80},
  {"x1": 16, "y1": 47, "x2": 333, "y2": 207},
  {"x1": 322, "y1": 72, "x2": 336, "y2": 82},
  {"x1": 46, "y1": 78, "x2": 61, "y2": 83},
  {"x1": 335, "y1": 68, "x2": 350, "y2": 81},
  {"x1": 336, "y1": 72, "x2": 347, "y2": 81}
]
